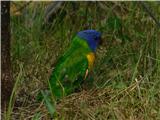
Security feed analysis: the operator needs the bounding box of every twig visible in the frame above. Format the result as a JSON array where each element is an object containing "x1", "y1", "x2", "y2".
[
  {"x1": 44, "y1": 1, "x2": 64, "y2": 23},
  {"x1": 139, "y1": 1, "x2": 160, "y2": 28},
  {"x1": 12, "y1": 1, "x2": 32, "y2": 13}
]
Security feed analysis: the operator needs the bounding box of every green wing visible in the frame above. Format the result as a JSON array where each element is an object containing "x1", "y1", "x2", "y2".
[{"x1": 49, "y1": 36, "x2": 92, "y2": 99}]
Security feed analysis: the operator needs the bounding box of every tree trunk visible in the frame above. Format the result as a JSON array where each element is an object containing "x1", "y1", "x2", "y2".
[{"x1": 1, "y1": 1, "x2": 13, "y2": 110}]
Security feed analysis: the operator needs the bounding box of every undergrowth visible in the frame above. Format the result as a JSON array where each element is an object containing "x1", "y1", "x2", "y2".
[{"x1": 3, "y1": 1, "x2": 160, "y2": 120}]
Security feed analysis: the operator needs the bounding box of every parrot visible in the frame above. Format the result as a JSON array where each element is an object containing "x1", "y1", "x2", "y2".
[{"x1": 49, "y1": 30, "x2": 101, "y2": 100}]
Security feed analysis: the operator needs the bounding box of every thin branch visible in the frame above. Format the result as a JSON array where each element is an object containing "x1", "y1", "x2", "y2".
[
  {"x1": 139, "y1": 1, "x2": 160, "y2": 28},
  {"x1": 44, "y1": 1, "x2": 64, "y2": 23},
  {"x1": 12, "y1": 1, "x2": 32, "y2": 13}
]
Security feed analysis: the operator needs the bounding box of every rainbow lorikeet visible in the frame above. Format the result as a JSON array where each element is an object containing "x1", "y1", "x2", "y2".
[{"x1": 49, "y1": 30, "x2": 101, "y2": 100}]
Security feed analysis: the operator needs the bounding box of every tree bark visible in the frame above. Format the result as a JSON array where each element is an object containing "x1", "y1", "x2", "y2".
[{"x1": 1, "y1": 1, "x2": 13, "y2": 110}]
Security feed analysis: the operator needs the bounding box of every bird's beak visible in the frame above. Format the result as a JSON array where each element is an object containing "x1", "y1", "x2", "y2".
[{"x1": 99, "y1": 37, "x2": 103, "y2": 45}]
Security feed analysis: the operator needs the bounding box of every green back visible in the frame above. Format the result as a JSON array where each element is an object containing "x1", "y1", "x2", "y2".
[{"x1": 49, "y1": 36, "x2": 92, "y2": 99}]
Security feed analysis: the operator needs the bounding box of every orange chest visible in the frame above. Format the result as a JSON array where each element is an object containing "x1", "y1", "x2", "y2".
[{"x1": 86, "y1": 52, "x2": 95, "y2": 70}]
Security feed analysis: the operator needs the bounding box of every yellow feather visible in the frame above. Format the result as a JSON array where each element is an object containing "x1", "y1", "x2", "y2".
[{"x1": 86, "y1": 52, "x2": 95, "y2": 70}]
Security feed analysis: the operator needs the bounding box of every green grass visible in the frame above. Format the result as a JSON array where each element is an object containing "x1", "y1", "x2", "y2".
[{"x1": 3, "y1": 1, "x2": 160, "y2": 119}]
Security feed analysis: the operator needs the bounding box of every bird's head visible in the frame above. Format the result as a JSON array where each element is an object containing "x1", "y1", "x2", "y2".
[{"x1": 77, "y1": 30, "x2": 101, "y2": 52}]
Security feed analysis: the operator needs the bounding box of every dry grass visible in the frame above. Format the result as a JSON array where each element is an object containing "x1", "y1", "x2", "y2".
[
  {"x1": 13, "y1": 78, "x2": 160, "y2": 120},
  {"x1": 11, "y1": 77, "x2": 160, "y2": 119}
]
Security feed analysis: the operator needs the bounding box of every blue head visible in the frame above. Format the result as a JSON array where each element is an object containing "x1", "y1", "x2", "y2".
[{"x1": 77, "y1": 30, "x2": 101, "y2": 52}]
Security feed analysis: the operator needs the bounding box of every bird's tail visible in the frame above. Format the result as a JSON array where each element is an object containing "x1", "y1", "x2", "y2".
[{"x1": 36, "y1": 90, "x2": 56, "y2": 117}]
